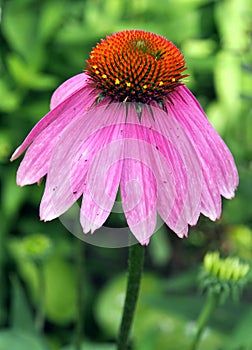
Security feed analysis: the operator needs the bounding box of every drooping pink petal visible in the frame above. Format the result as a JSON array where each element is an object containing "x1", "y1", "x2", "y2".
[
  {"x1": 40, "y1": 103, "x2": 126, "y2": 229},
  {"x1": 168, "y1": 85, "x2": 238, "y2": 197},
  {"x1": 119, "y1": 103, "x2": 202, "y2": 239},
  {"x1": 120, "y1": 159, "x2": 157, "y2": 245},
  {"x1": 10, "y1": 79, "x2": 95, "y2": 162},
  {"x1": 165, "y1": 85, "x2": 238, "y2": 221},
  {"x1": 200, "y1": 176, "x2": 222, "y2": 221},
  {"x1": 80, "y1": 159, "x2": 123, "y2": 234},
  {"x1": 14, "y1": 87, "x2": 97, "y2": 185},
  {"x1": 50, "y1": 73, "x2": 89, "y2": 110},
  {"x1": 40, "y1": 101, "x2": 200, "y2": 242}
]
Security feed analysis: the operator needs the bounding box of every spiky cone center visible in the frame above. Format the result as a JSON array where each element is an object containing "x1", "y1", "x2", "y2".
[{"x1": 86, "y1": 30, "x2": 188, "y2": 103}]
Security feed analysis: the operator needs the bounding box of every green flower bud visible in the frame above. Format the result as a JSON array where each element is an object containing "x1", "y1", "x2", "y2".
[
  {"x1": 20, "y1": 234, "x2": 52, "y2": 263},
  {"x1": 200, "y1": 252, "x2": 250, "y2": 302}
]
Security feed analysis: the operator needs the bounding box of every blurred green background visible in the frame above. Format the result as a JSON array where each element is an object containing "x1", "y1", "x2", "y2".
[{"x1": 1, "y1": 0, "x2": 252, "y2": 349}]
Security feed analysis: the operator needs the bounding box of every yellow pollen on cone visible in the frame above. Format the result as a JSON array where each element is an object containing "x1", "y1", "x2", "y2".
[
  {"x1": 102, "y1": 74, "x2": 107, "y2": 78},
  {"x1": 115, "y1": 78, "x2": 120, "y2": 85},
  {"x1": 126, "y1": 82, "x2": 131, "y2": 87},
  {"x1": 159, "y1": 81, "x2": 164, "y2": 86},
  {"x1": 95, "y1": 70, "x2": 100, "y2": 74},
  {"x1": 172, "y1": 77, "x2": 176, "y2": 82}
]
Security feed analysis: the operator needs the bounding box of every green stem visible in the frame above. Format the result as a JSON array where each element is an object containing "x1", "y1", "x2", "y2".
[
  {"x1": 75, "y1": 239, "x2": 85, "y2": 350},
  {"x1": 35, "y1": 262, "x2": 45, "y2": 332},
  {"x1": 189, "y1": 292, "x2": 220, "y2": 350},
  {"x1": 117, "y1": 243, "x2": 145, "y2": 350}
]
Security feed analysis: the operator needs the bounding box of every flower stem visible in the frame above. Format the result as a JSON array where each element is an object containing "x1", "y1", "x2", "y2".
[
  {"x1": 117, "y1": 243, "x2": 145, "y2": 350},
  {"x1": 35, "y1": 261, "x2": 45, "y2": 332},
  {"x1": 189, "y1": 292, "x2": 220, "y2": 350}
]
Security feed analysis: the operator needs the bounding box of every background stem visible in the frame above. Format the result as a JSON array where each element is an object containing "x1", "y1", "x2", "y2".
[
  {"x1": 75, "y1": 239, "x2": 85, "y2": 350},
  {"x1": 189, "y1": 292, "x2": 220, "y2": 350},
  {"x1": 117, "y1": 243, "x2": 145, "y2": 350},
  {"x1": 35, "y1": 261, "x2": 45, "y2": 333}
]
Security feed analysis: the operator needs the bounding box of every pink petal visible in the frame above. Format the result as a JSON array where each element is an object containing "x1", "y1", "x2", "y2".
[
  {"x1": 18, "y1": 85, "x2": 238, "y2": 243},
  {"x1": 80, "y1": 160, "x2": 123, "y2": 234},
  {"x1": 168, "y1": 86, "x2": 239, "y2": 198},
  {"x1": 120, "y1": 158, "x2": 157, "y2": 245},
  {"x1": 145, "y1": 104, "x2": 202, "y2": 236},
  {"x1": 50, "y1": 73, "x2": 89, "y2": 110},
  {"x1": 165, "y1": 85, "x2": 238, "y2": 221},
  {"x1": 10, "y1": 79, "x2": 95, "y2": 162},
  {"x1": 40, "y1": 103, "x2": 126, "y2": 225},
  {"x1": 200, "y1": 177, "x2": 222, "y2": 221},
  {"x1": 119, "y1": 103, "x2": 202, "y2": 239},
  {"x1": 15, "y1": 87, "x2": 97, "y2": 185}
]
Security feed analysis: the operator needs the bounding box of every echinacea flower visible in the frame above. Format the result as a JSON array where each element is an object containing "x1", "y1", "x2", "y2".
[{"x1": 11, "y1": 30, "x2": 238, "y2": 245}]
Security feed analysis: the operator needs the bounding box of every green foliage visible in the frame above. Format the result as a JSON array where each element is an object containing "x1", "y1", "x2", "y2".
[
  {"x1": 61, "y1": 342, "x2": 116, "y2": 350},
  {"x1": 9, "y1": 238, "x2": 78, "y2": 325},
  {"x1": 95, "y1": 273, "x2": 228, "y2": 349},
  {"x1": 223, "y1": 308, "x2": 252, "y2": 350},
  {"x1": 1, "y1": 0, "x2": 252, "y2": 349},
  {"x1": 0, "y1": 329, "x2": 49, "y2": 350},
  {"x1": 9, "y1": 275, "x2": 35, "y2": 332}
]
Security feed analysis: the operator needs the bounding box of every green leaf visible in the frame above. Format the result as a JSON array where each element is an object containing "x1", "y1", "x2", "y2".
[
  {"x1": 95, "y1": 272, "x2": 227, "y2": 350},
  {"x1": 0, "y1": 80, "x2": 21, "y2": 112},
  {"x1": 9, "y1": 275, "x2": 34, "y2": 332},
  {"x1": 162, "y1": 268, "x2": 198, "y2": 292},
  {"x1": 38, "y1": 1, "x2": 66, "y2": 42},
  {"x1": 43, "y1": 256, "x2": 78, "y2": 324},
  {"x1": 1, "y1": 167, "x2": 27, "y2": 222},
  {"x1": 223, "y1": 167, "x2": 252, "y2": 225},
  {"x1": 148, "y1": 225, "x2": 172, "y2": 267},
  {"x1": 223, "y1": 307, "x2": 252, "y2": 350},
  {"x1": 7, "y1": 54, "x2": 58, "y2": 90},
  {"x1": 0, "y1": 329, "x2": 49, "y2": 350},
  {"x1": 2, "y1": 0, "x2": 44, "y2": 68},
  {"x1": 215, "y1": 0, "x2": 250, "y2": 51},
  {"x1": 214, "y1": 51, "x2": 241, "y2": 116},
  {"x1": 95, "y1": 273, "x2": 162, "y2": 337},
  {"x1": 9, "y1": 242, "x2": 78, "y2": 326},
  {"x1": 61, "y1": 342, "x2": 116, "y2": 350},
  {"x1": 136, "y1": 317, "x2": 227, "y2": 350}
]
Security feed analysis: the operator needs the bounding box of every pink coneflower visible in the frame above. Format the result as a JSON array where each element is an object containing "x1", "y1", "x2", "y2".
[{"x1": 11, "y1": 30, "x2": 238, "y2": 245}]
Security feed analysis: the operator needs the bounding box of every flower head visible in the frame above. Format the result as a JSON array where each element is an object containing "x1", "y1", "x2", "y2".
[
  {"x1": 86, "y1": 30, "x2": 188, "y2": 103},
  {"x1": 11, "y1": 30, "x2": 238, "y2": 246}
]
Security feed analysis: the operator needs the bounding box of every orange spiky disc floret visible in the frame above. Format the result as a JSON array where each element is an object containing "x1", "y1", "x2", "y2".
[{"x1": 86, "y1": 30, "x2": 188, "y2": 103}]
